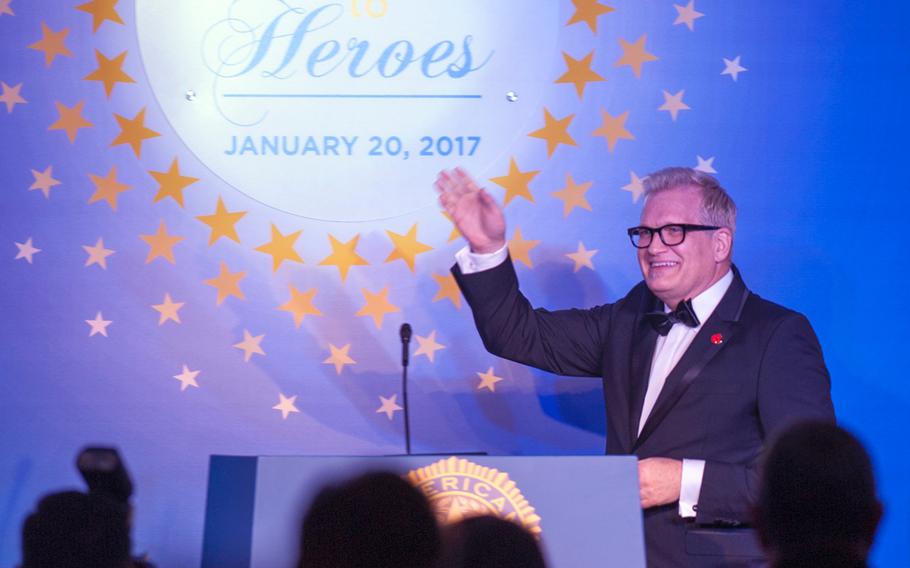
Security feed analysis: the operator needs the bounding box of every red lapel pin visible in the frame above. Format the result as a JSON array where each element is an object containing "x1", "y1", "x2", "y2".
[{"x1": 711, "y1": 333, "x2": 724, "y2": 345}]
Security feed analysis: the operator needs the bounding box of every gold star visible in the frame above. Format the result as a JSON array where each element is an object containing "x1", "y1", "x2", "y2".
[
  {"x1": 48, "y1": 100, "x2": 93, "y2": 143},
  {"x1": 14, "y1": 237, "x2": 40, "y2": 263},
  {"x1": 255, "y1": 224, "x2": 304, "y2": 272},
  {"x1": 566, "y1": 242, "x2": 598, "y2": 272},
  {"x1": 139, "y1": 221, "x2": 184, "y2": 264},
  {"x1": 442, "y1": 211, "x2": 462, "y2": 242},
  {"x1": 273, "y1": 393, "x2": 300, "y2": 419},
  {"x1": 76, "y1": 0, "x2": 124, "y2": 32},
  {"x1": 555, "y1": 50, "x2": 605, "y2": 99},
  {"x1": 615, "y1": 35, "x2": 658, "y2": 79},
  {"x1": 659, "y1": 89, "x2": 691, "y2": 121},
  {"x1": 87, "y1": 166, "x2": 130, "y2": 211},
  {"x1": 489, "y1": 157, "x2": 539, "y2": 206},
  {"x1": 385, "y1": 223, "x2": 432, "y2": 272},
  {"x1": 376, "y1": 394, "x2": 403, "y2": 420},
  {"x1": 551, "y1": 173, "x2": 593, "y2": 217},
  {"x1": 356, "y1": 286, "x2": 400, "y2": 329},
  {"x1": 674, "y1": 1, "x2": 704, "y2": 31},
  {"x1": 0, "y1": 82, "x2": 26, "y2": 113},
  {"x1": 477, "y1": 367, "x2": 504, "y2": 392},
  {"x1": 196, "y1": 197, "x2": 247, "y2": 245},
  {"x1": 173, "y1": 365, "x2": 200, "y2": 391},
  {"x1": 277, "y1": 285, "x2": 323, "y2": 328},
  {"x1": 0, "y1": 0, "x2": 14, "y2": 16},
  {"x1": 323, "y1": 343, "x2": 356, "y2": 375},
  {"x1": 29, "y1": 166, "x2": 61, "y2": 198},
  {"x1": 319, "y1": 234, "x2": 369, "y2": 281},
  {"x1": 508, "y1": 227, "x2": 541, "y2": 269},
  {"x1": 149, "y1": 158, "x2": 199, "y2": 207},
  {"x1": 84, "y1": 50, "x2": 134, "y2": 98},
  {"x1": 82, "y1": 237, "x2": 114, "y2": 269},
  {"x1": 592, "y1": 109, "x2": 634, "y2": 152},
  {"x1": 28, "y1": 22, "x2": 72, "y2": 67},
  {"x1": 528, "y1": 108, "x2": 576, "y2": 157},
  {"x1": 622, "y1": 171, "x2": 648, "y2": 203},
  {"x1": 152, "y1": 293, "x2": 184, "y2": 325},
  {"x1": 431, "y1": 272, "x2": 462, "y2": 309},
  {"x1": 85, "y1": 311, "x2": 111, "y2": 337},
  {"x1": 233, "y1": 330, "x2": 265, "y2": 362},
  {"x1": 414, "y1": 331, "x2": 446, "y2": 363},
  {"x1": 203, "y1": 261, "x2": 246, "y2": 306},
  {"x1": 111, "y1": 107, "x2": 160, "y2": 158},
  {"x1": 566, "y1": 0, "x2": 614, "y2": 33}
]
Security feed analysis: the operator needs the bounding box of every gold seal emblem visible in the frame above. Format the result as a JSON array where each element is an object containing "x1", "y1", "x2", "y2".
[{"x1": 407, "y1": 456, "x2": 542, "y2": 536}]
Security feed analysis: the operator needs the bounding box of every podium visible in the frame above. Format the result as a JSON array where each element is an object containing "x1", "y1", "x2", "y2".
[{"x1": 201, "y1": 455, "x2": 646, "y2": 568}]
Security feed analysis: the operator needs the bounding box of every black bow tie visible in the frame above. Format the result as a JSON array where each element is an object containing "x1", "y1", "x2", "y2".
[{"x1": 646, "y1": 299, "x2": 700, "y2": 336}]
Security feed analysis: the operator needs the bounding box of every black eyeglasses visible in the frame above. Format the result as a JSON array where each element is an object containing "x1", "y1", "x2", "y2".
[{"x1": 626, "y1": 223, "x2": 720, "y2": 248}]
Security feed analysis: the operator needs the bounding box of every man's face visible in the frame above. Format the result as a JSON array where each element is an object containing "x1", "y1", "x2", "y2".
[{"x1": 637, "y1": 186, "x2": 726, "y2": 307}]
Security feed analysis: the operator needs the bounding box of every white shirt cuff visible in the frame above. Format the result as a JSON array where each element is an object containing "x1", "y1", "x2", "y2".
[
  {"x1": 678, "y1": 458, "x2": 705, "y2": 518},
  {"x1": 455, "y1": 244, "x2": 509, "y2": 274}
]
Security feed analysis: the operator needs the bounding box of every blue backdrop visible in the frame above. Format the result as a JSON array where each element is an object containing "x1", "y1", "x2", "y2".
[{"x1": 1, "y1": 1, "x2": 908, "y2": 565}]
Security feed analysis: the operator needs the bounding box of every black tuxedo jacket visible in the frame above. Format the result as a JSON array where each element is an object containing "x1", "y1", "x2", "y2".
[{"x1": 454, "y1": 259, "x2": 835, "y2": 567}]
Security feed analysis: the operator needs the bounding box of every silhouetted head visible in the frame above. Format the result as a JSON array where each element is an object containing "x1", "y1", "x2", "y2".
[
  {"x1": 298, "y1": 471, "x2": 440, "y2": 568},
  {"x1": 754, "y1": 421, "x2": 882, "y2": 567},
  {"x1": 437, "y1": 515, "x2": 547, "y2": 568}
]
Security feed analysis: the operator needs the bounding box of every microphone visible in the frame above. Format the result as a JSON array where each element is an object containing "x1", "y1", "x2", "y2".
[{"x1": 400, "y1": 323, "x2": 412, "y2": 454}]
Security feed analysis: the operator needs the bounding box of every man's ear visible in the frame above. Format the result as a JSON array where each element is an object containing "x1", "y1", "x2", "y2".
[{"x1": 713, "y1": 228, "x2": 733, "y2": 262}]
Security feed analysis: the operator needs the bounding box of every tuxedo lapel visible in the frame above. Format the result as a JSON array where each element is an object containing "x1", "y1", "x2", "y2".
[
  {"x1": 628, "y1": 293, "x2": 660, "y2": 451},
  {"x1": 632, "y1": 269, "x2": 751, "y2": 452}
]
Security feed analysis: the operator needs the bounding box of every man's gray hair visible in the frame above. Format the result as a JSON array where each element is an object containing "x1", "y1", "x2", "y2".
[{"x1": 642, "y1": 167, "x2": 737, "y2": 234}]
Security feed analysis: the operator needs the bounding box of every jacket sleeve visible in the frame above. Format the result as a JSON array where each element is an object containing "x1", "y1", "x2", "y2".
[
  {"x1": 695, "y1": 312, "x2": 835, "y2": 524},
  {"x1": 452, "y1": 257, "x2": 613, "y2": 378}
]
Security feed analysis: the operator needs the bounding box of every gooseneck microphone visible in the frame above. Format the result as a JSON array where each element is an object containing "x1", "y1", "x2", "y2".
[{"x1": 400, "y1": 323, "x2": 413, "y2": 455}]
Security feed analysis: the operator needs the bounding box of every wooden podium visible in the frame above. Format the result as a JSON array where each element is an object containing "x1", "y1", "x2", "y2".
[{"x1": 201, "y1": 455, "x2": 646, "y2": 567}]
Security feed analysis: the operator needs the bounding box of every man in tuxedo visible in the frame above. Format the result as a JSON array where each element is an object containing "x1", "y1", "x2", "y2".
[{"x1": 435, "y1": 166, "x2": 835, "y2": 567}]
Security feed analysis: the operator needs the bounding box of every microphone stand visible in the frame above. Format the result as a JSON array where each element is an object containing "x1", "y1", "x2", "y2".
[{"x1": 400, "y1": 323, "x2": 412, "y2": 455}]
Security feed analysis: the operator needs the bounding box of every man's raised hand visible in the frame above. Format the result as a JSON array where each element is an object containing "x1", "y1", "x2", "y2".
[{"x1": 435, "y1": 168, "x2": 506, "y2": 254}]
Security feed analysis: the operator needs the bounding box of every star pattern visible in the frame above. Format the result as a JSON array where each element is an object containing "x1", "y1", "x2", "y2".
[
  {"x1": 528, "y1": 108, "x2": 576, "y2": 157},
  {"x1": 76, "y1": 0, "x2": 124, "y2": 32},
  {"x1": 721, "y1": 56, "x2": 747, "y2": 81},
  {"x1": 139, "y1": 221, "x2": 184, "y2": 264},
  {"x1": 615, "y1": 35, "x2": 658, "y2": 79},
  {"x1": 431, "y1": 272, "x2": 462, "y2": 309},
  {"x1": 508, "y1": 227, "x2": 541, "y2": 269},
  {"x1": 255, "y1": 224, "x2": 304, "y2": 272},
  {"x1": 414, "y1": 331, "x2": 446, "y2": 362},
  {"x1": 376, "y1": 394, "x2": 403, "y2": 420},
  {"x1": 566, "y1": 242, "x2": 598, "y2": 272},
  {"x1": 592, "y1": 109, "x2": 634, "y2": 152},
  {"x1": 323, "y1": 343, "x2": 356, "y2": 375},
  {"x1": 385, "y1": 224, "x2": 433, "y2": 272},
  {"x1": 15, "y1": 237, "x2": 40, "y2": 263},
  {"x1": 152, "y1": 293, "x2": 184, "y2": 325},
  {"x1": 659, "y1": 90, "x2": 691, "y2": 121},
  {"x1": 0, "y1": 0, "x2": 13, "y2": 16},
  {"x1": 85, "y1": 311, "x2": 111, "y2": 337},
  {"x1": 48, "y1": 100, "x2": 93, "y2": 143},
  {"x1": 84, "y1": 50, "x2": 134, "y2": 98},
  {"x1": 566, "y1": 0, "x2": 614, "y2": 33},
  {"x1": 233, "y1": 330, "x2": 266, "y2": 362},
  {"x1": 674, "y1": 1, "x2": 704, "y2": 31},
  {"x1": 203, "y1": 262, "x2": 246, "y2": 306},
  {"x1": 695, "y1": 155, "x2": 717, "y2": 173},
  {"x1": 29, "y1": 166, "x2": 61, "y2": 198},
  {"x1": 319, "y1": 234, "x2": 369, "y2": 281},
  {"x1": 173, "y1": 365, "x2": 200, "y2": 391},
  {"x1": 551, "y1": 173, "x2": 593, "y2": 217},
  {"x1": 111, "y1": 107, "x2": 160, "y2": 157},
  {"x1": 87, "y1": 167, "x2": 130, "y2": 211},
  {"x1": 622, "y1": 171, "x2": 648, "y2": 203},
  {"x1": 555, "y1": 51, "x2": 605, "y2": 99},
  {"x1": 356, "y1": 287, "x2": 400, "y2": 329},
  {"x1": 489, "y1": 158, "x2": 539, "y2": 206},
  {"x1": 28, "y1": 22, "x2": 71, "y2": 67},
  {"x1": 196, "y1": 197, "x2": 247, "y2": 245},
  {"x1": 273, "y1": 393, "x2": 300, "y2": 419},
  {"x1": 0, "y1": 82, "x2": 26, "y2": 113},
  {"x1": 278, "y1": 285, "x2": 323, "y2": 327},
  {"x1": 82, "y1": 238, "x2": 114, "y2": 269},
  {"x1": 149, "y1": 158, "x2": 199, "y2": 207},
  {"x1": 477, "y1": 367, "x2": 505, "y2": 392}
]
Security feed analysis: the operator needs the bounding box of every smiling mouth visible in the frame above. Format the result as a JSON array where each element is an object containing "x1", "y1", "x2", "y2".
[{"x1": 649, "y1": 261, "x2": 679, "y2": 272}]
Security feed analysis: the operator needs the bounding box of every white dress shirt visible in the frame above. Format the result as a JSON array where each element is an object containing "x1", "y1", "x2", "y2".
[{"x1": 456, "y1": 244, "x2": 733, "y2": 518}]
